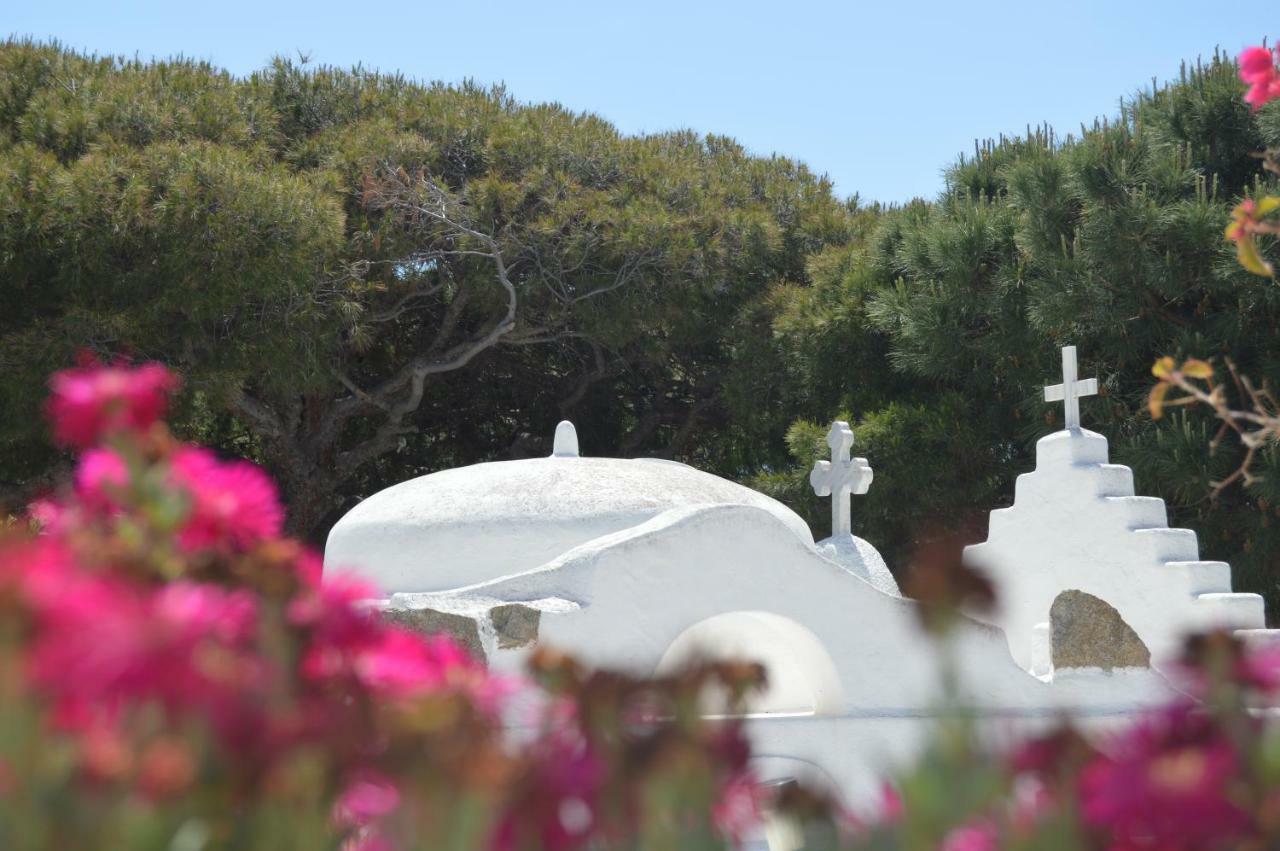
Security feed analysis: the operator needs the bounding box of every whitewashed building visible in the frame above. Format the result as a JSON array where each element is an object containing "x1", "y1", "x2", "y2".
[{"x1": 324, "y1": 346, "x2": 1273, "y2": 805}]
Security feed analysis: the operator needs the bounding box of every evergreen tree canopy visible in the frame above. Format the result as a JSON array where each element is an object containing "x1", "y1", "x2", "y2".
[
  {"x1": 761, "y1": 53, "x2": 1280, "y2": 610},
  {"x1": 0, "y1": 40, "x2": 854, "y2": 535},
  {"x1": 2, "y1": 41, "x2": 1277, "y2": 614}
]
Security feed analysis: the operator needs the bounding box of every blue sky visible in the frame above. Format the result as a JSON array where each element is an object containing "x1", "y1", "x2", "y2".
[{"x1": 8, "y1": 1, "x2": 1266, "y2": 204}]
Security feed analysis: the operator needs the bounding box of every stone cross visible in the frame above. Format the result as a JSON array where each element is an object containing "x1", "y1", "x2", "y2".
[
  {"x1": 809, "y1": 421, "x2": 873, "y2": 538},
  {"x1": 1043, "y1": 345, "x2": 1098, "y2": 431}
]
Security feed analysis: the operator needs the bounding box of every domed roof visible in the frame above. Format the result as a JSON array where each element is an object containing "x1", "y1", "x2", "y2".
[{"x1": 324, "y1": 422, "x2": 815, "y2": 595}]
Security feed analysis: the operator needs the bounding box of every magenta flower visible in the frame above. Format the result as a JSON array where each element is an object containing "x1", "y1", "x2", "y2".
[
  {"x1": 941, "y1": 820, "x2": 999, "y2": 851},
  {"x1": 491, "y1": 731, "x2": 604, "y2": 851},
  {"x1": 712, "y1": 772, "x2": 762, "y2": 844},
  {"x1": 1240, "y1": 46, "x2": 1277, "y2": 82},
  {"x1": 27, "y1": 576, "x2": 264, "y2": 732},
  {"x1": 335, "y1": 770, "x2": 402, "y2": 826},
  {"x1": 74, "y1": 448, "x2": 130, "y2": 513},
  {"x1": 1078, "y1": 704, "x2": 1254, "y2": 848},
  {"x1": 1239, "y1": 46, "x2": 1280, "y2": 110},
  {"x1": 46, "y1": 360, "x2": 178, "y2": 448},
  {"x1": 169, "y1": 447, "x2": 284, "y2": 552}
]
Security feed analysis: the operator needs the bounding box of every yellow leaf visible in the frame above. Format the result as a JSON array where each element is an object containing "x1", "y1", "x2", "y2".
[
  {"x1": 1257, "y1": 195, "x2": 1280, "y2": 217},
  {"x1": 1148, "y1": 382, "x2": 1171, "y2": 419},
  {"x1": 1181, "y1": 359, "x2": 1214, "y2": 379},
  {"x1": 1236, "y1": 235, "x2": 1275, "y2": 277},
  {"x1": 1152, "y1": 357, "x2": 1176, "y2": 379}
]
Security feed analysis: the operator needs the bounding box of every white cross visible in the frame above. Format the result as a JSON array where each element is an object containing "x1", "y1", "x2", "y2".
[
  {"x1": 1043, "y1": 345, "x2": 1098, "y2": 431},
  {"x1": 809, "y1": 421, "x2": 873, "y2": 538}
]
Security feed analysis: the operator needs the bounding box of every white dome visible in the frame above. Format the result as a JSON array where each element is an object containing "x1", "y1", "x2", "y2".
[{"x1": 324, "y1": 423, "x2": 814, "y2": 595}]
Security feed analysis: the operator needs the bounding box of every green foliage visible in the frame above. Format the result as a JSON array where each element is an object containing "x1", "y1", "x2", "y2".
[
  {"x1": 3, "y1": 39, "x2": 1278, "y2": 615},
  {"x1": 765, "y1": 51, "x2": 1280, "y2": 611},
  {"x1": 0, "y1": 39, "x2": 854, "y2": 534}
]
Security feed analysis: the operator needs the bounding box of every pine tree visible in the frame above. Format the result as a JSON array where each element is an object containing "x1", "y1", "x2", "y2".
[{"x1": 765, "y1": 52, "x2": 1280, "y2": 611}]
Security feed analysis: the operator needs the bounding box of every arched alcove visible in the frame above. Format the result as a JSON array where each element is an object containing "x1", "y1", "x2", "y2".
[{"x1": 655, "y1": 611, "x2": 845, "y2": 716}]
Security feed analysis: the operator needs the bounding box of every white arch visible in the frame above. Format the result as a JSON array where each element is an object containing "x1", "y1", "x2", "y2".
[{"x1": 656, "y1": 611, "x2": 845, "y2": 716}]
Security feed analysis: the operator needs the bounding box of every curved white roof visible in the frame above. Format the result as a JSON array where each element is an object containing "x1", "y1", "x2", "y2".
[{"x1": 324, "y1": 423, "x2": 815, "y2": 595}]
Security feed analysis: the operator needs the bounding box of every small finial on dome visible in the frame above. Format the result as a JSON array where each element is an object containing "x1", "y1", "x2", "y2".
[{"x1": 551, "y1": 421, "x2": 580, "y2": 457}]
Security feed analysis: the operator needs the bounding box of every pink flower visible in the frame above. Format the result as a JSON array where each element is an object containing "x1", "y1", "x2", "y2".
[
  {"x1": 46, "y1": 360, "x2": 178, "y2": 448},
  {"x1": 1244, "y1": 79, "x2": 1280, "y2": 110},
  {"x1": 169, "y1": 447, "x2": 284, "y2": 552},
  {"x1": 1238, "y1": 644, "x2": 1280, "y2": 692},
  {"x1": 941, "y1": 820, "x2": 999, "y2": 851},
  {"x1": 491, "y1": 731, "x2": 604, "y2": 851},
  {"x1": 712, "y1": 773, "x2": 762, "y2": 844},
  {"x1": 0, "y1": 538, "x2": 79, "y2": 614},
  {"x1": 1239, "y1": 46, "x2": 1280, "y2": 110},
  {"x1": 1240, "y1": 46, "x2": 1277, "y2": 83},
  {"x1": 75, "y1": 448, "x2": 130, "y2": 513},
  {"x1": 877, "y1": 783, "x2": 904, "y2": 825},
  {"x1": 335, "y1": 770, "x2": 402, "y2": 826},
  {"x1": 27, "y1": 498, "x2": 69, "y2": 534},
  {"x1": 26, "y1": 577, "x2": 264, "y2": 733},
  {"x1": 290, "y1": 574, "x2": 499, "y2": 714},
  {"x1": 1078, "y1": 704, "x2": 1254, "y2": 848},
  {"x1": 353, "y1": 628, "x2": 472, "y2": 696}
]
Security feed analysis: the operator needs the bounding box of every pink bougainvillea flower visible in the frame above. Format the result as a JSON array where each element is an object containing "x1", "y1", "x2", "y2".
[
  {"x1": 491, "y1": 731, "x2": 604, "y2": 851},
  {"x1": 942, "y1": 819, "x2": 998, "y2": 849},
  {"x1": 877, "y1": 782, "x2": 904, "y2": 825},
  {"x1": 1078, "y1": 704, "x2": 1254, "y2": 848},
  {"x1": 288, "y1": 572, "x2": 383, "y2": 644},
  {"x1": 353, "y1": 628, "x2": 475, "y2": 696},
  {"x1": 1240, "y1": 47, "x2": 1277, "y2": 82},
  {"x1": 27, "y1": 497, "x2": 68, "y2": 534},
  {"x1": 1239, "y1": 46, "x2": 1280, "y2": 110},
  {"x1": 169, "y1": 446, "x2": 284, "y2": 552},
  {"x1": 291, "y1": 572, "x2": 501, "y2": 711},
  {"x1": 1237, "y1": 644, "x2": 1280, "y2": 692},
  {"x1": 712, "y1": 772, "x2": 762, "y2": 844},
  {"x1": 335, "y1": 770, "x2": 402, "y2": 826},
  {"x1": 46, "y1": 360, "x2": 178, "y2": 448},
  {"x1": 941, "y1": 820, "x2": 999, "y2": 851},
  {"x1": 0, "y1": 537, "x2": 80, "y2": 614},
  {"x1": 27, "y1": 577, "x2": 263, "y2": 732},
  {"x1": 74, "y1": 448, "x2": 130, "y2": 513},
  {"x1": 151, "y1": 580, "x2": 259, "y2": 645}
]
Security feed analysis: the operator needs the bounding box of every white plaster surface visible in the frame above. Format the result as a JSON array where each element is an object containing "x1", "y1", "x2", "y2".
[
  {"x1": 330, "y1": 400, "x2": 1239, "y2": 808},
  {"x1": 393, "y1": 503, "x2": 1175, "y2": 804},
  {"x1": 818, "y1": 533, "x2": 900, "y2": 596},
  {"x1": 657, "y1": 611, "x2": 846, "y2": 715},
  {"x1": 965, "y1": 428, "x2": 1265, "y2": 671},
  {"x1": 325, "y1": 434, "x2": 814, "y2": 594}
]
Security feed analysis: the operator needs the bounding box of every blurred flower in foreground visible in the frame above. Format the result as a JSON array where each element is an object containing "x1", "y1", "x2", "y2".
[
  {"x1": 902, "y1": 535, "x2": 996, "y2": 636},
  {"x1": 1240, "y1": 46, "x2": 1280, "y2": 110}
]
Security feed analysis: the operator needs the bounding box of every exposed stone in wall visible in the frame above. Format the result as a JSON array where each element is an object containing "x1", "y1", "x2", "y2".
[
  {"x1": 491, "y1": 603, "x2": 541, "y2": 649},
  {"x1": 1050, "y1": 590, "x2": 1150, "y2": 671},
  {"x1": 381, "y1": 607, "x2": 486, "y2": 664}
]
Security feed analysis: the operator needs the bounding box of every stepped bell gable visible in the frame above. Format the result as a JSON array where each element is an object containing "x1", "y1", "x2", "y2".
[{"x1": 964, "y1": 346, "x2": 1267, "y2": 672}]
